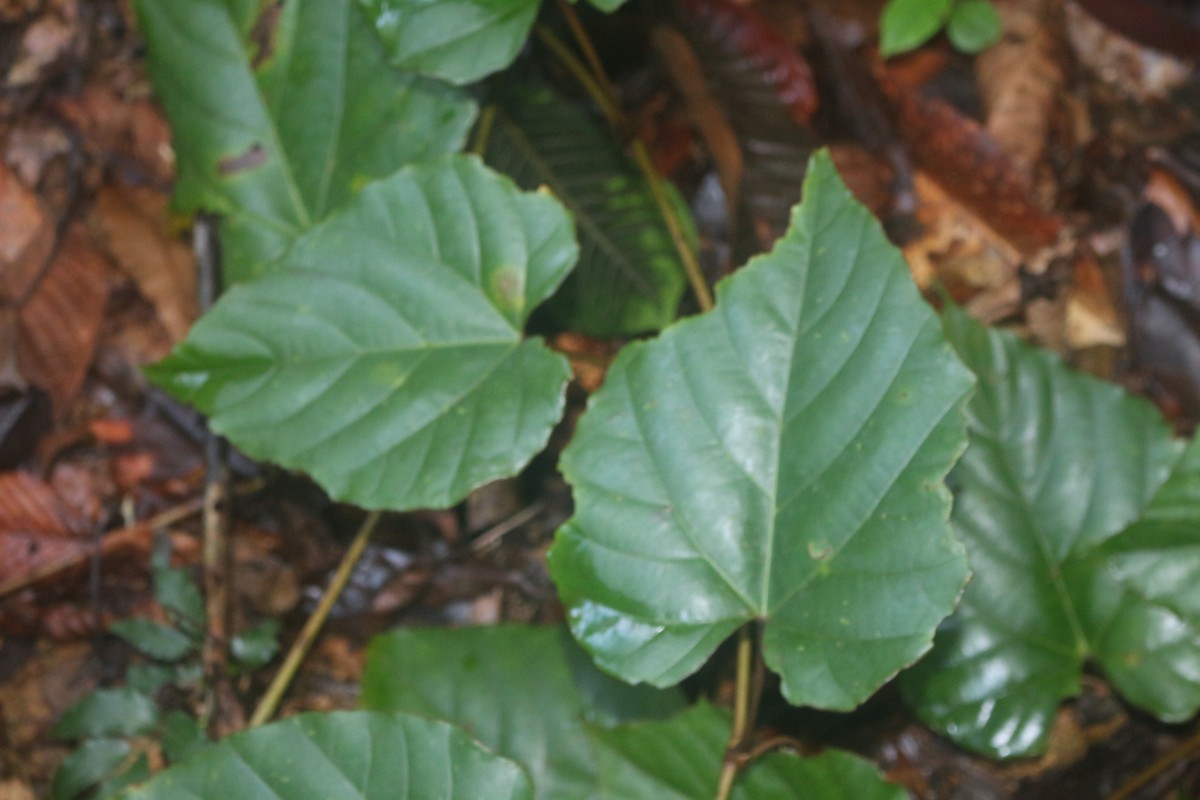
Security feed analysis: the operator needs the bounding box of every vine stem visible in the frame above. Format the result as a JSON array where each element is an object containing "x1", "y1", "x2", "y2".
[
  {"x1": 533, "y1": 17, "x2": 715, "y2": 313},
  {"x1": 248, "y1": 510, "x2": 381, "y2": 728}
]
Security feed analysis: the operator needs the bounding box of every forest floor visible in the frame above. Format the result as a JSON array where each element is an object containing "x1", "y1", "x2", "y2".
[{"x1": 1, "y1": 0, "x2": 1199, "y2": 798}]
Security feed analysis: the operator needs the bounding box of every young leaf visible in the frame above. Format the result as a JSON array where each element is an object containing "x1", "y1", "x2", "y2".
[
  {"x1": 901, "y1": 306, "x2": 1182, "y2": 758},
  {"x1": 54, "y1": 689, "x2": 159, "y2": 740},
  {"x1": 152, "y1": 567, "x2": 204, "y2": 630},
  {"x1": 110, "y1": 618, "x2": 197, "y2": 662},
  {"x1": 590, "y1": 703, "x2": 907, "y2": 799},
  {"x1": 357, "y1": 0, "x2": 541, "y2": 85},
  {"x1": 51, "y1": 738, "x2": 131, "y2": 800},
  {"x1": 879, "y1": 0, "x2": 953, "y2": 57},
  {"x1": 147, "y1": 156, "x2": 576, "y2": 511},
  {"x1": 362, "y1": 625, "x2": 685, "y2": 800},
  {"x1": 135, "y1": 0, "x2": 476, "y2": 282},
  {"x1": 483, "y1": 81, "x2": 688, "y2": 336},
  {"x1": 549, "y1": 150, "x2": 974, "y2": 708},
  {"x1": 946, "y1": 0, "x2": 1002, "y2": 54},
  {"x1": 119, "y1": 711, "x2": 532, "y2": 800}
]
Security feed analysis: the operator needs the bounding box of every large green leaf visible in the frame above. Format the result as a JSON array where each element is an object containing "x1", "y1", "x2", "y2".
[
  {"x1": 118, "y1": 711, "x2": 531, "y2": 800},
  {"x1": 361, "y1": 625, "x2": 686, "y2": 800},
  {"x1": 549, "y1": 150, "x2": 974, "y2": 707},
  {"x1": 135, "y1": 0, "x2": 476, "y2": 282},
  {"x1": 901, "y1": 306, "x2": 1183, "y2": 757},
  {"x1": 590, "y1": 703, "x2": 906, "y2": 799},
  {"x1": 483, "y1": 80, "x2": 688, "y2": 336},
  {"x1": 357, "y1": 0, "x2": 540, "y2": 85},
  {"x1": 147, "y1": 156, "x2": 576, "y2": 510},
  {"x1": 361, "y1": 626, "x2": 901, "y2": 799}
]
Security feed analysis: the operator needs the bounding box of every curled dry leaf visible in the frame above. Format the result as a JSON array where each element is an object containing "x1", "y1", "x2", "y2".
[
  {"x1": 875, "y1": 63, "x2": 1063, "y2": 255},
  {"x1": 16, "y1": 225, "x2": 109, "y2": 410},
  {"x1": 975, "y1": 0, "x2": 1065, "y2": 180},
  {"x1": 90, "y1": 184, "x2": 195, "y2": 341},
  {"x1": 0, "y1": 161, "x2": 52, "y2": 302}
]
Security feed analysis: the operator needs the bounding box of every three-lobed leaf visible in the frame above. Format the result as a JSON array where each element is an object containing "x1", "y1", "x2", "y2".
[
  {"x1": 549, "y1": 150, "x2": 975, "y2": 708},
  {"x1": 901, "y1": 306, "x2": 1184, "y2": 757},
  {"x1": 118, "y1": 711, "x2": 532, "y2": 800},
  {"x1": 148, "y1": 155, "x2": 576, "y2": 511},
  {"x1": 135, "y1": 0, "x2": 476, "y2": 282}
]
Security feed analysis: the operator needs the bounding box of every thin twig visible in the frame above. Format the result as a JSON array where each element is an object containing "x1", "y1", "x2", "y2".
[
  {"x1": 1105, "y1": 727, "x2": 1200, "y2": 800},
  {"x1": 249, "y1": 511, "x2": 382, "y2": 728}
]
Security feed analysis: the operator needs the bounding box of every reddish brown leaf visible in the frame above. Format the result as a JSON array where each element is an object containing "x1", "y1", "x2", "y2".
[
  {"x1": 0, "y1": 471, "x2": 87, "y2": 588},
  {"x1": 0, "y1": 161, "x2": 52, "y2": 302},
  {"x1": 55, "y1": 83, "x2": 176, "y2": 187},
  {"x1": 90, "y1": 184, "x2": 195, "y2": 341},
  {"x1": 680, "y1": 0, "x2": 818, "y2": 127},
  {"x1": 875, "y1": 64, "x2": 1063, "y2": 255},
  {"x1": 16, "y1": 225, "x2": 110, "y2": 410}
]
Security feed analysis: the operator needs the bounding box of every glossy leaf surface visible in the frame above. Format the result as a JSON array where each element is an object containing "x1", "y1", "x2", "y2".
[
  {"x1": 362, "y1": 625, "x2": 685, "y2": 800},
  {"x1": 946, "y1": 0, "x2": 1002, "y2": 53},
  {"x1": 484, "y1": 81, "x2": 687, "y2": 336},
  {"x1": 361, "y1": 625, "x2": 901, "y2": 799},
  {"x1": 880, "y1": 0, "x2": 952, "y2": 56},
  {"x1": 136, "y1": 0, "x2": 475, "y2": 281},
  {"x1": 357, "y1": 0, "x2": 540, "y2": 85},
  {"x1": 902, "y1": 306, "x2": 1183, "y2": 757},
  {"x1": 591, "y1": 703, "x2": 907, "y2": 799},
  {"x1": 119, "y1": 711, "x2": 531, "y2": 800},
  {"x1": 549, "y1": 150, "x2": 974, "y2": 707},
  {"x1": 148, "y1": 156, "x2": 575, "y2": 510}
]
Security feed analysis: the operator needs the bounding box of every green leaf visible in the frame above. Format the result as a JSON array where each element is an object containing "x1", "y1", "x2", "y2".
[
  {"x1": 483, "y1": 80, "x2": 688, "y2": 336},
  {"x1": 135, "y1": 0, "x2": 476, "y2": 282},
  {"x1": 587, "y1": 0, "x2": 630, "y2": 9},
  {"x1": 1092, "y1": 435, "x2": 1200, "y2": 722},
  {"x1": 148, "y1": 156, "x2": 576, "y2": 510},
  {"x1": 52, "y1": 738, "x2": 131, "y2": 800},
  {"x1": 357, "y1": 0, "x2": 540, "y2": 85},
  {"x1": 54, "y1": 689, "x2": 159, "y2": 740},
  {"x1": 590, "y1": 703, "x2": 907, "y2": 799},
  {"x1": 548, "y1": 150, "x2": 974, "y2": 707},
  {"x1": 901, "y1": 305, "x2": 1183, "y2": 757},
  {"x1": 110, "y1": 619, "x2": 197, "y2": 662},
  {"x1": 159, "y1": 711, "x2": 211, "y2": 765},
  {"x1": 946, "y1": 0, "x2": 1001, "y2": 54},
  {"x1": 231, "y1": 619, "x2": 280, "y2": 668},
  {"x1": 118, "y1": 711, "x2": 532, "y2": 800},
  {"x1": 880, "y1": 0, "x2": 953, "y2": 57},
  {"x1": 361, "y1": 625, "x2": 686, "y2": 800},
  {"x1": 152, "y1": 567, "x2": 204, "y2": 630}
]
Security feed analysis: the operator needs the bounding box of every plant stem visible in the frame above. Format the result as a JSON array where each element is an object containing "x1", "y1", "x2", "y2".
[
  {"x1": 248, "y1": 510, "x2": 381, "y2": 728},
  {"x1": 715, "y1": 624, "x2": 757, "y2": 800},
  {"x1": 534, "y1": 21, "x2": 715, "y2": 313}
]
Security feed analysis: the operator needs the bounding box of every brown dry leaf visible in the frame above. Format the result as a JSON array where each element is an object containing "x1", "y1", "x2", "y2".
[
  {"x1": 975, "y1": 0, "x2": 1065, "y2": 180},
  {"x1": 0, "y1": 779, "x2": 36, "y2": 800},
  {"x1": 56, "y1": 84, "x2": 175, "y2": 187},
  {"x1": 1070, "y1": 0, "x2": 1200, "y2": 75},
  {"x1": 0, "y1": 471, "x2": 87, "y2": 587},
  {"x1": 90, "y1": 184, "x2": 195, "y2": 341},
  {"x1": 6, "y1": 13, "x2": 74, "y2": 87},
  {"x1": 0, "y1": 161, "x2": 52, "y2": 302},
  {"x1": 1066, "y1": 253, "x2": 1124, "y2": 349},
  {"x1": 902, "y1": 171, "x2": 1020, "y2": 293},
  {"x1": 16, "y1": 225, "x2": 110, "y2": 409},
  {"x1": 876, "y1": 63, "x2": 1063, "y2": 256}
]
